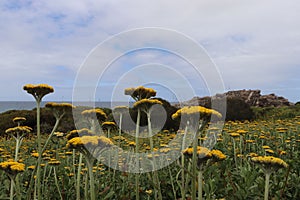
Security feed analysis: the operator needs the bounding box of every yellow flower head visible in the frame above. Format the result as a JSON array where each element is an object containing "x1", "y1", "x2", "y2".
[
  {"x1": 67, "y1": 136, "x2": 113, "y2": 149},
  {"x1": 102, "y1": 121, "x2": 116, "y2": 129},
  {"x1": 23, "y1": 84, "x2": 54, "y2": 100},
  {"x1": 133, "y1": 99, "x2": 162, "y2": 110},
  {"x1": 31, "y1": 152, "x2": 39, "y2": 158},
  {"x1": 210, "y1": 149, "x2": 226, "y2": 161},
  {"x1": 124, "y1": 86, "x2": 156, "y2": 101},
  {"x1": 0, "y1": 161, "x2": 25, "y2": 174},
  {"x1": 5, "y1": 126, "x2": 32, "y2": 134},
  {"x1": 81, "y1": 108, "x2": 107, "y2": 121},
  {"x1": 183, "y1": 146, "x2": 212, "y2": 158},
  {"x1": 251, "y1": 156, "x2": 288, "y2": 169},
  {"x1": 113, "y1": 106, "x2": 129, "y2": 114},
  {"x1": 13, "y1": 117, "x2": 26, "y2": 123},
  {"x1": 172, "y1": 106, "x2": 222, "y2": 121},
  {"x1": 54, "y1": 132, "x2": 64, "y2": 137},
  {"x1": 48, "y1": 159, "x2": 61, "y2": 166},
  {"x1": 66, "y1": 128, "x2": 94, "y2": 140}
]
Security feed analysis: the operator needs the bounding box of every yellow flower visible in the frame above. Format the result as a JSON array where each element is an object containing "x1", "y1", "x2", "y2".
[
  {"x1": 128, "y1": 141, "x2": 136, "y2": 147},
  {"x1": 210, "y1": 149, "x2": 226, "y2": 160},
  {"x1": 251, "y1": 156, "x2": 288, "y2": 169},
  {"x1": 265, "y1": 149, "x2": 274, "y2": 154},
  {"x1": 67, "y1": 136, "x2": 113, "y2": 149},
  {"x1": 124, "y1": 86, "x2": 156, "y2": 101},
  {"x1": 45, "y1": 102, "x2": 75, "y2": 118},
  {"x1": 23, "y1": 84, "x2": 54, "y2": 100},
  {"x1": 113, "y1": 106, "x2": 128, "y2": 114},
  {"x1": 5, "y1": 126, "x2": 32, "y2": 134},
  {"x1": 236, "y1": 130, "x2": 247, "y2": 135},
  {"x1": 145, "y1": 189, "x2": 153, "y2": 195},
  {"x1": 172, "y1": 106, "x2": 222, "y2": 121},
  {"x1": 48, "y1": 159, "x2": 61, "y2": 166},
  {"x1": 31, "y1": 152, "x2": 39, "y2": 158},
  {"x1": 13, "y1": 117, "x2": 26, "y2": 123},
  {"x1": 66, "y1": 128, "x2": 93, "y2": 140},
  {"x1": 133, "y1": 99, "x2": 162, "y2": 110},
  {"x1": 81, "y1": 108, "x2": 107, "y2": 121},
  {"x1": 0, "y1": 160, "x2": 25, "y2": 174},
  {"x1": 229, "y1": 133, "x2": 240, "y2": 137},
  {"x1": 54, "y1": 132, "x2": 64, "y2": 137},
  {"x1": 262, "y1": 145, "x2": 271, "y2": 149},
  {"x1": 28, "y1": 165, "x2": 35, "y2": 170}
]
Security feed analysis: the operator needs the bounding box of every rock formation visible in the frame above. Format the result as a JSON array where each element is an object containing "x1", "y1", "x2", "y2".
[{"x1": 177, "y1": 89, "x2": 293, "y2": 108}]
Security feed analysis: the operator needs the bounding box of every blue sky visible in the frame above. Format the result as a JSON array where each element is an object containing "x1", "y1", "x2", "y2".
[{"x1": 1, "y1": 0, "x2": 300, "y2": 102}]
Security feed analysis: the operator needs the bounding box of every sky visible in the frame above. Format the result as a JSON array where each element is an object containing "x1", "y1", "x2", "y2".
[{"x1": 1, "y1": 0, "x2": 300, "y2": 103}]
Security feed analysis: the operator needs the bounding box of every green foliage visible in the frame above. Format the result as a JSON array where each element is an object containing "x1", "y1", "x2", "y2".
[{"x1": 252, "y1": 104, "x2": 300, "y2": 120}]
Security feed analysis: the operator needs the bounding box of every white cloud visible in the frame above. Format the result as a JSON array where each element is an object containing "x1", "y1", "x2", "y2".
[{"x1": 0, "y1": 0, "x2": 300, "y2": 102}]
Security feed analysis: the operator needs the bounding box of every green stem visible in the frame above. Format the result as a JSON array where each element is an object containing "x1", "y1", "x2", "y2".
[
  {"x1": 76, "y1": 153, "x2": 83, "y2": 200},
  {"x1": 147, "y1": 112, "x2": 162, "y2": 200},
  {"x1": 36, "y1": 99, "x2": 42, "y2": 200},
  {"x1": 264, "y1": 171, "x2": 271, "y2": 200},
  {"x1": 167, "y1": 162, "x2": 177, "y2": 200},
  {"x1": 181, "y1": 154, "x2": 185, "y2": 200},
  {"x1": 84, "y1": 172, "x2": 88, "y2": 199},
  {"x1": 180, "y1": 124, "x2": 189, "y2": 200},
  {"x1": 192, "y1": 129, "x2": 198, "y2": 200},
  {"x1": 41, "y1": 118, "x2": 61, "y2": 154},
  {"x1": 86, "y1": 158, "x2": 96, "y2": 200},
  {"x1": 53, "y1": 167, "x2": 63, "y2": 200},
  {"x1": 232, "y1": 139, "x2": 237, "y2": 169},
  {"x1": 10, "y1": 179, "x2": 14, "y2": 200},
  {"x1": 14, "y1": 136, "x2": 20, "y2": 161},
  {"x1": 135, "y1": 109, "x2": 141, "y2": 200},
  {"x1": 198, "y1": 170, "x2": 203, "y2": 200}
]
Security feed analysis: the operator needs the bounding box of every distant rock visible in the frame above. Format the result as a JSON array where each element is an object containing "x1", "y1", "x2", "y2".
[{"x1": 176, "y1": 89, "x2": 293, "y2": 108}]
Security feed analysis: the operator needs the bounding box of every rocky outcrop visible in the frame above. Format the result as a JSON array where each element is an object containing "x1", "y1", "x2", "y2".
[{"x1": 178, "y1": 89, "x2": 293, "y2": 108}]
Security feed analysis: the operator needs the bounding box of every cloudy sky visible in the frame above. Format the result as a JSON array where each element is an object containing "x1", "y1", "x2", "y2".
[{"x1": 1, "y1": 0, "x2": 300, "y2": 103}]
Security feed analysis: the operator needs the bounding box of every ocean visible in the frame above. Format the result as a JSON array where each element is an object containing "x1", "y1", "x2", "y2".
[{"x1": 0, "y1": 101, "x2": 133, "y2": 113}]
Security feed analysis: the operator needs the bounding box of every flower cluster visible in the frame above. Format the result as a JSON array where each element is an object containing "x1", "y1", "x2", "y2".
[
  {"x1": 133, "y1": 99, "x2": 162, "y2": 110},
  {"x1": 183, "y1": 146, "x2": 226, "y2": 167},
  {"x1": 5, "y1": 126, "x2": 32, "y2": 134},
  {"x1": 66, "y1": 128, "x2": 94, "y2": 140},
  {"x1": 23, "y1": 84, "x2": 54, "y2": 100},
  {"x1": 81, "y1": 109, "x2": 107, "y2": 121},
  {"x1": 12, "y1": 117, "x2": 26, "y2": 124},
  {"x1": 251, "y1": 156, "x2": 288, "y2": 169},
  {"x1": 113, "y1": 106, "x2": 128, "y2": 114},
  {"x1": 67, "y1": 135, "x2": 113, "y2": 150},
  {"x1": 102, "y1": 121, "x2": 116, "y2": 128},
  {"x1": 0, "y1": 160, "x2": 25, "y2": 175},
  {"x1": 48, "y1": 159, "x2": 61, "y2": 166},
  {"x1": 124, "y1": 86, "x2": 156, "y2": 101},
  {"x1": 172, "y1": 106, "x2": 222, "y2": 121}
]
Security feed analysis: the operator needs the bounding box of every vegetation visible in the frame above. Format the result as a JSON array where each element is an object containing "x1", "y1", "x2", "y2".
[{"x1": 0, "y1": 85, "x2": 299, "y2": 199}]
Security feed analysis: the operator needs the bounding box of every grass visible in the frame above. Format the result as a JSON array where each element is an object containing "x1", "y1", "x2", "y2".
[{"x1": 0, "y1": 115, "x2": 299, "y2": 199}]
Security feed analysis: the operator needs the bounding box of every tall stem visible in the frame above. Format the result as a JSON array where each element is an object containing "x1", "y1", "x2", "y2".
[
  {"x1": 192, "y1": 129, "x2": 198, "y2": 200},
  {"x1": 10, "y1": 179, "x2": 14, "y2": 200},
  {"x1": 86, "y1": 158, "x2": 95, "y2": 200},
  {"x1": 232, "y1": 139, "x2": 237, "y2": 169},
  {"x1": 76, "y1": 153, "x2": 83, "y2": 200},
  {"x1": 14, "y1": 136, "x2": 20, "y2": 161},
  {"x1": 198, "y1": 170, "x2": 203, "y2": 200},
  {"x1": 264, "y1": 171, "x2": 271, "y2": 200},
  {"x1": 180, "y1": 124, "x2": 189, "y2": 199},
  {"x1": 41, "y1": 118, "x2": 61, "y2": 153},
  {"x1": 135, "y1": 109, "x2": 141, "y2": 200},
  {"x1": 36, "y1": 99, "x2": 42, "y2": 200},
  {"x1": 53, "y1": 167, "x2": 63, "y2": 200},
  {"x1": 147, "y1": 112, "x2": 162, "y2": 200}
]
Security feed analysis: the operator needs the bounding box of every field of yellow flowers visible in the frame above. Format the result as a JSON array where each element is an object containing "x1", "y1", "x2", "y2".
[{"x1": 0, "y1": 84, "x2": 299, "y2": 200}]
